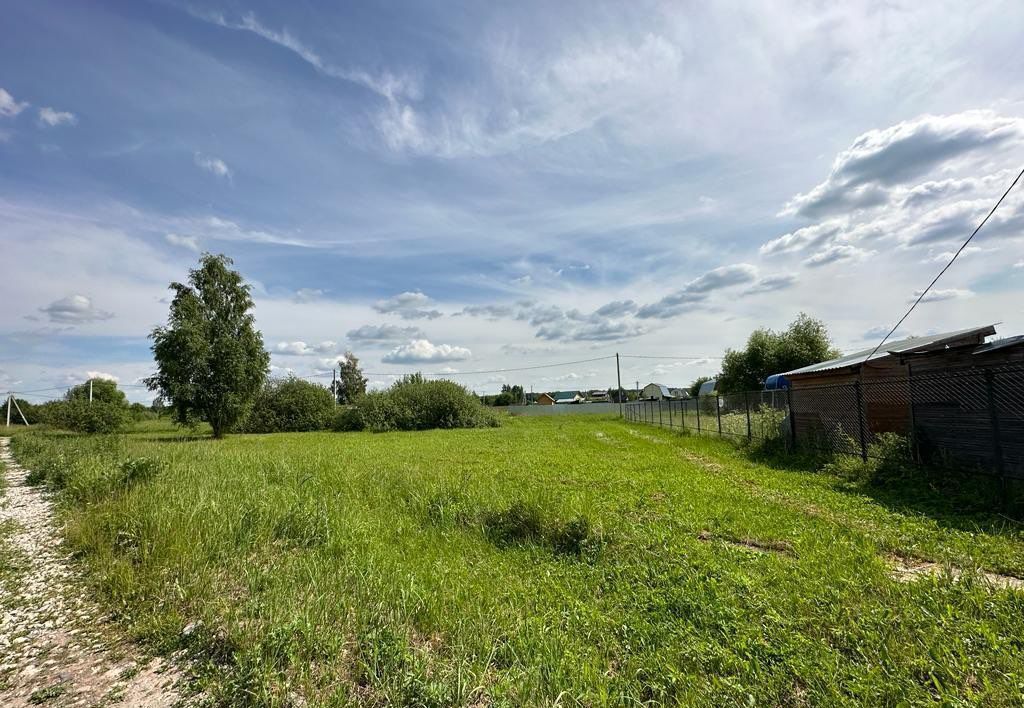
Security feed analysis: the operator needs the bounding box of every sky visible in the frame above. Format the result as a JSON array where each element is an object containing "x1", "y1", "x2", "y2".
[{"x1": 2, "y1": 0, "x2": 1024, "y2": 402}]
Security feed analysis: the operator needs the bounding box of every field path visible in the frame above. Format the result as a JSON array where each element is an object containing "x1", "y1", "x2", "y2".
[{"x1": 0, "y1": 437, "x2": 184, "y2": 707}]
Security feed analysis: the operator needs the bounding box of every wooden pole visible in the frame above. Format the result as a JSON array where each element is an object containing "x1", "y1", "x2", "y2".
[
  {"x1": 5, "y1": 395, "x2": 10, "y2": 428},
  {"x1": 616, "y1": 353, "x2": 623, "y2": 418}
]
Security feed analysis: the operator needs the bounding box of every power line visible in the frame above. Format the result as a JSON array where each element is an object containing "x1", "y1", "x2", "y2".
[
  {"x1": 865, "y1": 165, "x2": 1024, "y2": 362},
  {"x1": 619, "y1": 354, "x2": 722, "y2": 360}
]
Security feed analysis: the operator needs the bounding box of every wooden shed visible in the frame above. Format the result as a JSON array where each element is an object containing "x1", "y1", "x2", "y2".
[
  {"x1": 899, "y1": 334, "x2": 1024, "y2": 476},
  {"x1": 783, "y1": 325, "x2": 997, "y2": 444}
]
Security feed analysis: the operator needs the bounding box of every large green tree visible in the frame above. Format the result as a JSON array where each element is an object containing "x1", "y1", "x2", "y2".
[
  {"x1": 717, "y1": 313, "x2": 840, "y2": 393},
  {"x1": 146, "y1": 254, "x2": 270, "y2": 438}
]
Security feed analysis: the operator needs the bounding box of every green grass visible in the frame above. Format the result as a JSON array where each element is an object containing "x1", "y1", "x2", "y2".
[{"x1": 8, "y1": 417, "x2": 1024, "y2": 706}]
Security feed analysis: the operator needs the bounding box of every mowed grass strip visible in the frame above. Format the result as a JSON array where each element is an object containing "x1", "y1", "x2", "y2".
[{"x1": 9, "y1": 417, "x2": 1024, "y2": 706}]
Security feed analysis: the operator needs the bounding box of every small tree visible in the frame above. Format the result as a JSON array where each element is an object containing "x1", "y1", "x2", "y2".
[
  {"x1": 333, "y1": 351, "x2": 367, "y2": 404},
  {"x1": 146, "y1": 254, "x2": 270, "y2": 438},
  {"x1": 688, "y1": 376, "x2": 713, "y2": 398},
  {"x1": 66, "y1": 378, "x2": 128, "y2": 406},
  {"x1": 718, "y1": 313, "x2": 839, "y2": 393}
]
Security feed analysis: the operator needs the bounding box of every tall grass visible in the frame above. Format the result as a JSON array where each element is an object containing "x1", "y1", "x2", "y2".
[{"x1": 9, "y1": 417, "x2": 1024, "y2": 706}]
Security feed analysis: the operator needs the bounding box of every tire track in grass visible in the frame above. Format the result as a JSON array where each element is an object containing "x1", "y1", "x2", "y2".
[
  {"x1": 0, "y1": 437, "x2": 188, "y2": 706},
  {"x1": 666, "y1": 435, "x2": 1024, "y2": 591}
]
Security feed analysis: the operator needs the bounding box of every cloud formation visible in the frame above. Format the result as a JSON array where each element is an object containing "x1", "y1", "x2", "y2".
[
  {"x1": 276, "y1": 340, "x2": 338, "y2": 356},
  {"x1": 382, "y1": 339, "x2": 471, "y2": 364},
  {"x1": 346, "y1": 323, "x2": 425, "y2": 343},
  {"x1": 165, "y1": 233, "x2": 200, "y2": 251},
  {"x1": 910, "y1": 288, "x2": 973, "y2": 303},
  {"x1": 782, "y1": 112, "x2": 1024, "y2": 219},
  {"x1": 373, "y1": 291, "x2": 442, "y2": 320},
  {"x1": 0, "y1": 88, "x2": 28, "y2": 118},
  {"x1": 39, "y1": 295, "x2": 113, "y2": 324},
  {"x1": 194, "y1": 153, "x2": 232, "y2": 179},
  {"x1": 637, "y1": 264, "x2": 758, "y2": 319},
  {"x1": 196, "y1": 11, "x2": 418, "y2": 102},
  {"x1": 38, "y1": 107, "x2": 77, "y2": 127}
]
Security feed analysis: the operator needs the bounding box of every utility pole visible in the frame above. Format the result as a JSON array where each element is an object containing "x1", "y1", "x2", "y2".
[
  {"x1": 615, "y1": 353, "x2": 623, "y2": 417},
  {"x1": 10, "y1": 398, "x2": 28, "y2": 426},
  {"x1": 5, "y1": 395, "x2": 10, "y2": 428},
  {"x1": 636, "y1": 381, "x2": 640, "y2": 400},
  {"x1": 89, "y1": 378, "x2": 93, "y2": 404},
  {"x1": 333, "y1": 367, "x2": 338, "y2": 407}
]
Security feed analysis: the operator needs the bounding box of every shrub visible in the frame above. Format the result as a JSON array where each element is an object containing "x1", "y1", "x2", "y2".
[
  {"x1": 331, "y1": 405, "x2": 365, "y2": 432},
  {"x1": 342, "y1": 375, "x2": 498, "y2": 433},
  {"x1": 822, "y1": 432, "x2": 917, "y2": 485},
  {"x1": 238, "y1": 377, "x2": 335, "y2": 433},
  {"x1": 53, "y1": 400, "x2": 132, "y2": 434}
]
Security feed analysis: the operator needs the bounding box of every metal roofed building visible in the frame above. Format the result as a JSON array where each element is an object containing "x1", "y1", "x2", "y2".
[
  {"x1": 782, "y1": 325, "x2": 997, "y2": 380},
  {"x1": 782, "y1": 323, "x2": 1016, "y2": 451},
  {"x1": 640, "y1": 383, "x2": 680, "y2": 400}
]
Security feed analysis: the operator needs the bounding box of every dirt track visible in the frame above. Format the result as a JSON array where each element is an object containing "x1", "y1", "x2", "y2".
[{"x1": 0, "y1": 437, "x2": 184, "y2": 707}]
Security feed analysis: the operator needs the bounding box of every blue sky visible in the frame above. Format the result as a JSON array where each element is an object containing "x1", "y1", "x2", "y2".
[{"x1": 3, "y1": 0, "x2": 1024, "y2": 401}]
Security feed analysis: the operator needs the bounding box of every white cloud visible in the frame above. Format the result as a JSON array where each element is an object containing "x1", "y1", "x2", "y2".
[
  {"x1": 910, "y1": 288, "x2": 974, "y2": 303},
  {"x1": 347, "y1": 323, "x2": 425, "y2": 343},
  {"x1": 637, "y1": 264, "x2": 758, "y2": 319},
  {"x1": 382, "y1": 339, "x2": 472, "y2": 364},
  {"x1": 195, "y1": 11, "x2": 418, "y2": 102},
  {"x1": 925, "y1": 246, "x2": 983, "y2": 263},
  {"x1": 743, "y1": 274, "x2": 797, "y2": 295},
  {"x1": 85, "y1": 370, "x2": 119, "y2": 383},
  {"x1": 276, "y1": 340, "x2": 338, "y2": 356},
  {"x1": 164, "y1": 233, "x2": 200, "y2": 251},
  {"x1": 782, "y1": 111, "x2": 1024, "y2": 219},
  {"x1": 194, "y1": 153, "x2": 232, "y2": 179},
  {"x1": 372, "y1": 291, "x2": 442, "y2": 320},
  {"x1": 39, "y1": 295, "x2": 113, "y2": 324},
  {"x1": 293, "y1": 288, "x2": 324, "y2": 303},
  {"x1": 0, "y1": 88, "x2": 28, "y2": 118},
  {"x1": 803, "y1": 244, "x2": 874, "y2": 268},
  {"x1": 37, "y1": 106, "x2": 77, "y2": 127}
]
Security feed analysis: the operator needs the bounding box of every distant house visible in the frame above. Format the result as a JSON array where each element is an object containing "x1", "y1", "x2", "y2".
[
  {"x1": 587, "y1": 390, "x2": 610, "y2": 402},
  {"x1": 536, "y1": 392, "x2": 556, "y2": 405},
  {"x1": 553, "y1": 390, "x2": 584, "y2": 404},
  {"x1": 640, "y1": 383, "x2": 680, "y2": 400}
]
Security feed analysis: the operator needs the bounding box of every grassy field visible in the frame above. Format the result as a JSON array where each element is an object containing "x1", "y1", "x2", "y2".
[{"x1": 6, "y1": 416, "x2": 1024, "y2": 706}]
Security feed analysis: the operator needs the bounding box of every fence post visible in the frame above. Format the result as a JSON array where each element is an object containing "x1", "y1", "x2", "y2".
[
  {"x1": 786, "y1": 386, "x2": 797, "y2": 451},
  {"x1": 715, "y1": 394, "x2": 722, "y2": 436},
  {"x1": 984, "y1": 369, "x2": 1006, "y2": 501},
  {"x1": 744, "y1": 391, "x2": 752, "y2": 441},
  {"x1": 659, "y1": 399, "x2": 663, "y2": 427},
  {"x1": 668, "y1": 398, "x2": 674, "y2": 429},
  {"x1": 696, "y1": 395, "x2": 701, "y2": 435},
  {"x1": 854, "y1": 381, "x2": 868, "y2": 462}
]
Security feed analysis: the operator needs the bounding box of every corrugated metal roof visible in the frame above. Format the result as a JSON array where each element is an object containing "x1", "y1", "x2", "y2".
[
  {"x1": 783, "y1": 324, "x2": 997, "y2": 376},
  {"x1": 973, "y1": 334, "x2": 1024, "y2": 355}
]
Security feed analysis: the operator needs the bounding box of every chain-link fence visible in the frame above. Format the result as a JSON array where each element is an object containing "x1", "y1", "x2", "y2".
[
  {"x1": 624, "y1": 362, "x2": 1024, "y2": 481},
  {"x1": 624, "y1": 389, "x2": 790, "y2": 446}
]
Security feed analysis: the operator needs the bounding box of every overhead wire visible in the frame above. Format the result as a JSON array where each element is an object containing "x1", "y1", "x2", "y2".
[{"x1": 864, "y1": 164, "x2": 1024, "y2": 362}]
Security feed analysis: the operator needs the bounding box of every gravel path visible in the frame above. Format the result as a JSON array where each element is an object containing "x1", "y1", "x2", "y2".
[{"x1": 0, "y1": 437, "x2": 184, "y2": 707}]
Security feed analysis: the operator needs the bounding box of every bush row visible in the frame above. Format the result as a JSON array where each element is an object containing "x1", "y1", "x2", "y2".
[{"x1": 333, "y1": 375, "x2": 498, "y2": 433}]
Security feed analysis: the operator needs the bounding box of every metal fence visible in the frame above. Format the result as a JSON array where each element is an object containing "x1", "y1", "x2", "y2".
[{"x1": 624, "y1": 362, "x2": 1024, "y2": 481}]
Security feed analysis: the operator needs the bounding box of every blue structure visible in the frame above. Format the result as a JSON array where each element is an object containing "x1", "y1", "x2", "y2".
[{"x1": 763, "y1": 373, "x2": 790, "y2": 391}]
